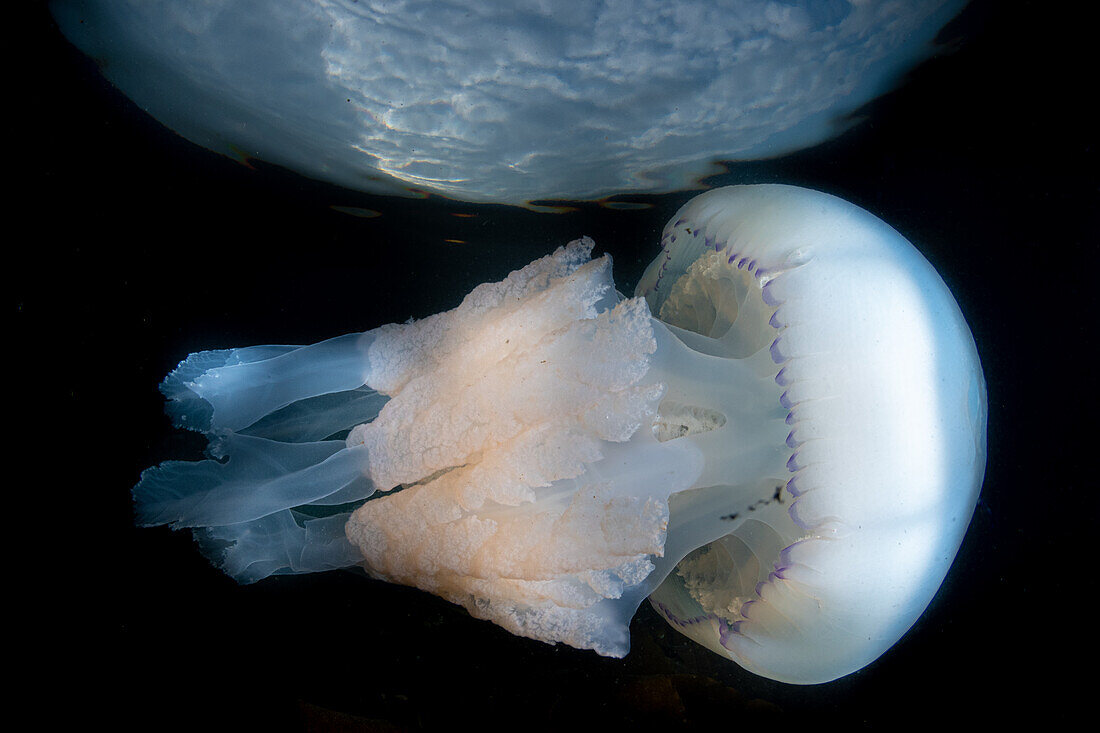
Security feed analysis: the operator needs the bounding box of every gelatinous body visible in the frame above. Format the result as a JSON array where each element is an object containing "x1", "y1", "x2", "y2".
[{"x1": 136, "y1": 185, "x2": 986, "y2": 683}]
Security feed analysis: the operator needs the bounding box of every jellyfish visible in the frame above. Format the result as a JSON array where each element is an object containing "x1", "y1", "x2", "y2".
[{"x1": 136, "y1": 185, "x2": 986, "y2": 684}]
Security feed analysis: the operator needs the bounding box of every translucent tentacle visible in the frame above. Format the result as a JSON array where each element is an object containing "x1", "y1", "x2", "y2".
[
  {"x1": 240, "y1": 386, "x2": 388, "y2": 443},
  {"x1": 197, "y1": 510, "x2": 362, "y2": 584},
  {"x1": 133, "y1": 433, "x2": 373, "y2": 529},
  {"x1": 163, "y1": 331, "x2": 377, "y2": 433},
  {"x1": 139, "y1": 331, "x2": 386, "y2": 582}
]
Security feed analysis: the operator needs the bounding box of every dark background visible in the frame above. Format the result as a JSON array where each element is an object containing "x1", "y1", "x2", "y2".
[{"x1": 20, "y1": 1, "x2": 1093, "y2": 728}]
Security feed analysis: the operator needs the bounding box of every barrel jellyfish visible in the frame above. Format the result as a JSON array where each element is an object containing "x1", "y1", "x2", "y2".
[{"x1": 136, "y1": 185, "x2": 986, "y2": 684}]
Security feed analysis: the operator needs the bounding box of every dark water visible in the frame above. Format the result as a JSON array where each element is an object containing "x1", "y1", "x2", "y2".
[{"x1": 23, "y1": 1, "x2": 1093, "y2": 728}]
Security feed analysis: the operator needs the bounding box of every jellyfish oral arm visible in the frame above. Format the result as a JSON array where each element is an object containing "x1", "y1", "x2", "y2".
[
  {"x1": 181, "y1": 332, "x2": 379, "y2": 433},
  {"x1": 136, "y1": 236, "x2": 791, "y2": 655},
  {"x1": 342, "y1": 306, "x2": 797, "y2": 655}
]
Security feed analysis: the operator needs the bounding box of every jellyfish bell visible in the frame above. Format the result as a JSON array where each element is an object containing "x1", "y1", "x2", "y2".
[
  {"x1": 135, "y1": 185, "x2": 985, "y2": 684},
  {"x1": 638, "y1": 185, "x2": 987, "y2": 683}
]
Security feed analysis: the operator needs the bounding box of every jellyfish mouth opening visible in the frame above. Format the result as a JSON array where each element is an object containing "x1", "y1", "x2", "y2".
[{"x1": 641, "y1": 228, "x2": 804, "y2": 658}]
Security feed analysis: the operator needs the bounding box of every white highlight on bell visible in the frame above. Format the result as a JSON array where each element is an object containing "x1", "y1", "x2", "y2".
[{"x1": 134, "y1": 185, "x2": 986, "y2": 684}]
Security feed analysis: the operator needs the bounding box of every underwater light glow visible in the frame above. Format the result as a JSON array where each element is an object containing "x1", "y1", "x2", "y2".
[{"x1": 53, "y1": 0, "x2": 964, "y2": 202}]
